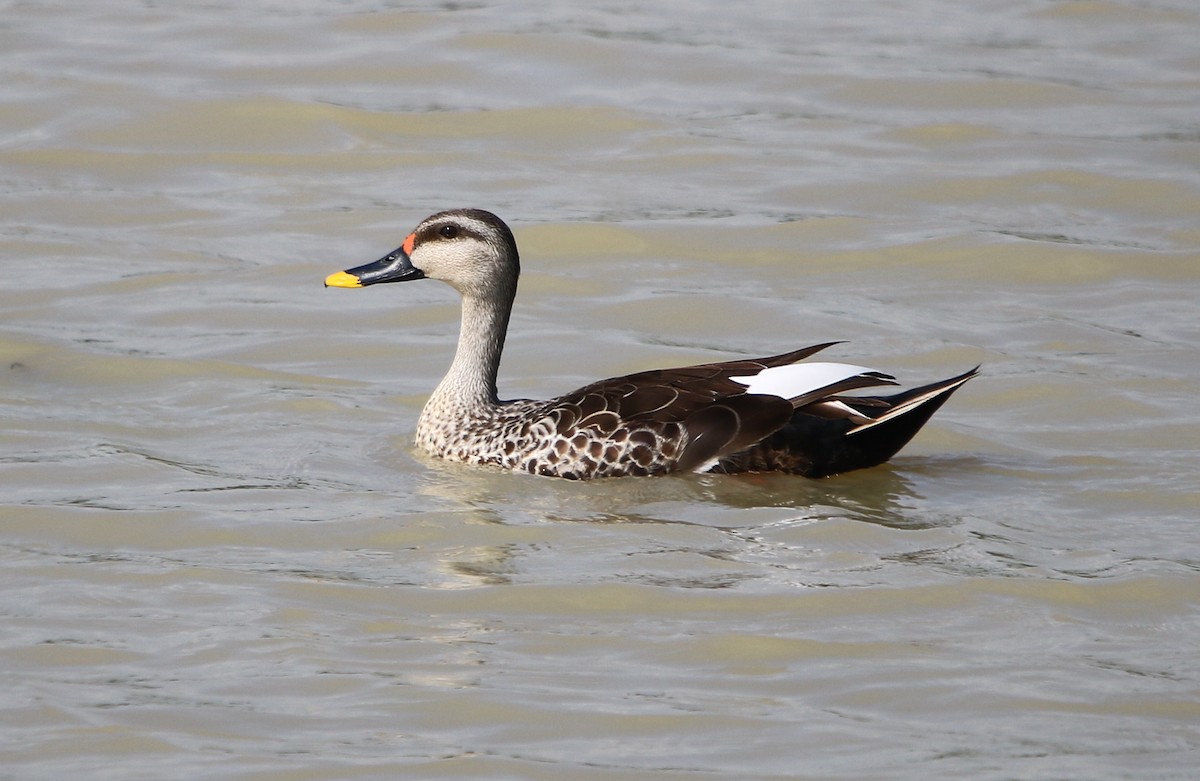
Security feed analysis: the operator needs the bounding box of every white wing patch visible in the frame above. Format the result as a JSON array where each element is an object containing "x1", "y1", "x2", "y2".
[{"x1": 730, "y1": 362, "x2": 883, "y2": 399}]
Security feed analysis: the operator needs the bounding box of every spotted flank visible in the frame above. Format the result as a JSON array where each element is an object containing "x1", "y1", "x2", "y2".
[{"x1": 326, "y1": 209, "x2": 977, "y2": 479}]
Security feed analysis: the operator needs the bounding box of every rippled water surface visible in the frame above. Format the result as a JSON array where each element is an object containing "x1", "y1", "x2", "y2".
[{"x1": 3, "y1": 1, "x2": 1199, "y2": 779}]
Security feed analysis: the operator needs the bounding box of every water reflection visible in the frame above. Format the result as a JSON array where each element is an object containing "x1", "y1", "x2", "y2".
[
  {"x1": 416, "y1": 447, "x2": 976, "y2": 531},
  {"x1": 399, "y1": 451, "x2": 1012, "y2": 591}
]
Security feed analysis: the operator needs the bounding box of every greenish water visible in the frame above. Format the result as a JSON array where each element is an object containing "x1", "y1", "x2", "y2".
[{"x1": 3, "y1": 2, "x2": 1199, "y2": 779}]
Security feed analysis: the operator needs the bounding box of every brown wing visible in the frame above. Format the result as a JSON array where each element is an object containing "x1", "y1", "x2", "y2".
[
  {"x1": 530, "y1": 343, "x2": 841, "y2": 475},
  {"x1": 562, "y1": 341, "x2": 844, "y2": 418}
]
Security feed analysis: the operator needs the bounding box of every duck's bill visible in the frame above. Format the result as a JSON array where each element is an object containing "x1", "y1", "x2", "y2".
[{"x1": 325, "y1": 242, "x2": 424, "y2": 288}]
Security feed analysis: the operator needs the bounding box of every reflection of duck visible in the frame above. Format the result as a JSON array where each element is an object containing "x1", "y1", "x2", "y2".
[{"x1": 326, "y1": 209, "x2": 977, "y2": 480}]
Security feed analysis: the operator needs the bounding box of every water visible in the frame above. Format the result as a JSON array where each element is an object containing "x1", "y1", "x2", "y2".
[{"x1": 3, "y1": 1, "x2": 1199, "y2": 779}]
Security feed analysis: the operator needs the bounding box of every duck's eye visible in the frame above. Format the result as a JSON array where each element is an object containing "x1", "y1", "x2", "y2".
[{"x1": 438, "y1": 225, "x2": 458, "y2": 239}]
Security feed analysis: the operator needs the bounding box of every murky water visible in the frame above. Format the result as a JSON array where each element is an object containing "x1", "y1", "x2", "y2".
[{"x1": 3, "y1": 1, "x2": 1199, "y2": 779}]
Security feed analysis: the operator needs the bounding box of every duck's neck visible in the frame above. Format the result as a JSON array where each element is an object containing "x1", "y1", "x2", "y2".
[{"x1": 428, "y1": 285, "x2": 515, "y2": 413}]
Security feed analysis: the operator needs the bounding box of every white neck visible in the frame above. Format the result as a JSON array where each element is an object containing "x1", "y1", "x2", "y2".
[{"x1": 426, "y1": 284, "x2": 515, "y2": 412}]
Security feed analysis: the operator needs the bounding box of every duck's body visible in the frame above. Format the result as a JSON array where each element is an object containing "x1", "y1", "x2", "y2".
[{"x1": 326, "y1": 209, "x2": 976, "y2": 480}]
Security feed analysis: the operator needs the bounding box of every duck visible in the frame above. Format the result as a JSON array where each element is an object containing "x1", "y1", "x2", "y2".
[{"x1": 325, "y1": 208, "x2": 977, "y2": 480}]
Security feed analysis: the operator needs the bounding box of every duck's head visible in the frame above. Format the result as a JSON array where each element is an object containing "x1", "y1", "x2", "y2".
[{"x1": 325, "y1": 209, "x2": 519, "y2": 298}]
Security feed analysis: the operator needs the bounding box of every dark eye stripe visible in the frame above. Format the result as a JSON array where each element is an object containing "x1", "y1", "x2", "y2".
[{"x1": 414, "y1": 218, "x2": 489, "y2": 249}]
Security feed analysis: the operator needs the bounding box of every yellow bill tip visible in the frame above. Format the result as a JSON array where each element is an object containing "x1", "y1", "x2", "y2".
[{"x1": 324, "y1": 270, "x2": 363, "y2": 288}]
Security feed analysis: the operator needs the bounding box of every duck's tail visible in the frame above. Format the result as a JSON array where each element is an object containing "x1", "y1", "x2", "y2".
[{"x1": 713, "y1": 366, "x2": 978, "y2": 477}]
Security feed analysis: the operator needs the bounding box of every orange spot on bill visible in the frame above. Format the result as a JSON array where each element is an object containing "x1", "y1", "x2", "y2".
[{"x1": 402, "y1": 233, "x2": 416, "y2": 255}]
